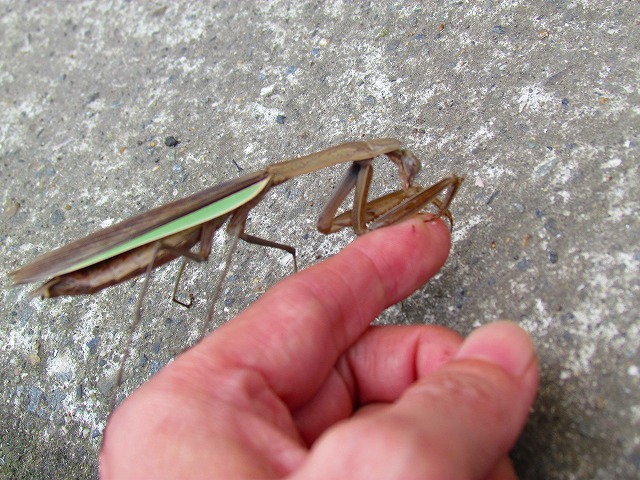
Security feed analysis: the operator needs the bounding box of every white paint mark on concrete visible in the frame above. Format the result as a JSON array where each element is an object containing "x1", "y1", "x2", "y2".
[
  {"x1": 517, "y1": 84, "x2": 555, "y2": 113},
  {"x1": 451, "y1": 214, "x2": 482, "y2": 243},
  {"x1": 47, "y1": 352, "x2": 74, "y2": 378}
]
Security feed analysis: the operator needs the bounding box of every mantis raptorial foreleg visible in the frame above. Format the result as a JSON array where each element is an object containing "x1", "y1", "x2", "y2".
[{"x1": 323, "y1": 176, "x2": 463, "y2": 233}]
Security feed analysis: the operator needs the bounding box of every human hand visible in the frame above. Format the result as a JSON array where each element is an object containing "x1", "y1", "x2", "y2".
[{"x1": 100, "y1": 215, "x2": 538, "y2": 479}]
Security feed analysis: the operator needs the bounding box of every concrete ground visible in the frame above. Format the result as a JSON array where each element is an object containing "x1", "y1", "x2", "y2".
[{"x1": 1, "y1": 1, "x2": 638, "y2": 478}]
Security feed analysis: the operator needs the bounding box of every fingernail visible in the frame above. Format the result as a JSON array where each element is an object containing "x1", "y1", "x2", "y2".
[{"x1": 455, "y1": 321, "x2": 536, "y2": 378}]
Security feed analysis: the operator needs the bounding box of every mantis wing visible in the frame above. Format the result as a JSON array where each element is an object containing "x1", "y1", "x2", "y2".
[{"x1": 11, "y1": 173, "x2": 269, "y2": 283}]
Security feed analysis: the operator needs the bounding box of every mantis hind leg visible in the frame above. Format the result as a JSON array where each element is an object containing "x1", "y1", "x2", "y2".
[
  {"x1": 110, "y1": 219, "x2": 224, "y2": 412},
  {"x1": 110, "y1": 242, "x2": 162, "y2": 413},
  {"x1": 199, "y1": 194, "x2": 297, "y2": 338},
  {"x1": 198, "y1": 230, "x2": 297, "y2": 339}
]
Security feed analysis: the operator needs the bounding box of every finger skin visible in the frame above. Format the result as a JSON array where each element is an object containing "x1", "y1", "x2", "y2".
[
  {"x1": 289, "y1": 322, "x2": 538, "y2": 480},
  {"x1": 485, "y1": 456, "x2": 518, "y2": 480},
  {"x1": 293, "y1": 325, "x2": 464, "y2": 444},
  {"x1": 101, "y1": 216, "x2": 452, "y2": 479}
]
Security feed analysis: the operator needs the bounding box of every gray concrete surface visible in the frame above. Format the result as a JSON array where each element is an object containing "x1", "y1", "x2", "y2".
[{"x1": 1, "y1": 1, "x2": 638, "y2": 478}]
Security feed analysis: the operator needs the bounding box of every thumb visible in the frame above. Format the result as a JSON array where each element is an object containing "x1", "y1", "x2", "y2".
[
  {"x1": 291, "y1": 321, "x2": 538, "y2": 480},
  {"x1": 415, "y1": 320, "x2": 539, "y2": 478}
]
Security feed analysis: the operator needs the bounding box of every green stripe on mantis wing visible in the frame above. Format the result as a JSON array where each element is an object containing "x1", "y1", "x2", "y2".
[{"x1": 57, "y1": 177, "x2": 271, "y2": 275}]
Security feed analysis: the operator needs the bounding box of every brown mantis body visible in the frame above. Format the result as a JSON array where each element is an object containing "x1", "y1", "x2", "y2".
[{"x1": 10, "y1": 138, "x2": 462, "y2": 408}]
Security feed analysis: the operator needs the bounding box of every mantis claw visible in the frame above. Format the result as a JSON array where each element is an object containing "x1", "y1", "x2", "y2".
[{"x1": 172, "y1": 292, "x2": 194, "y2": 308}]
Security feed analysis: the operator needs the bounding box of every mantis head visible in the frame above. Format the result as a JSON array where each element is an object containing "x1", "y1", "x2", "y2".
[{"x1": 387, "y1": 149, "x2": 421, "y2": 190}]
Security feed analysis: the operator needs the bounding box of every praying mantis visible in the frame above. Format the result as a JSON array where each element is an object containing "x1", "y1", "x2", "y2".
[{"x1": 9, "y1": 138, "x2": 462, "y2": 407}]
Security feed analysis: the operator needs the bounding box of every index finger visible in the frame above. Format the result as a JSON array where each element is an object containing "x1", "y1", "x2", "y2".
[{"x1": 189, "y1": 215, "x2": 451, "y2": 406}]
